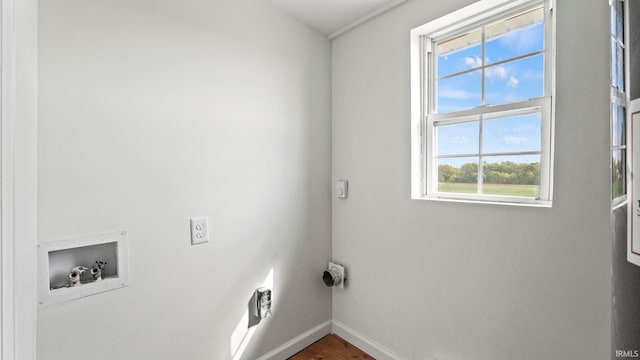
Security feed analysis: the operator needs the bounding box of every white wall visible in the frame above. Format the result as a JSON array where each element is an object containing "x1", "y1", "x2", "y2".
[
  {"x1": 14, "y1": 0, "x2": 38, "y2": 358},
  {"x1": 332, "y1": 0, "x2": 611, "y2": 359},
  {"x1": 37, "y1": 0, "x2": 332, "y2": 359}
]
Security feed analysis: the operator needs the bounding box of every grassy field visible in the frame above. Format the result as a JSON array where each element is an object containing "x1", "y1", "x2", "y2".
[{"x1": 438, "y1": 182, "x2": 540, "y2": 197}]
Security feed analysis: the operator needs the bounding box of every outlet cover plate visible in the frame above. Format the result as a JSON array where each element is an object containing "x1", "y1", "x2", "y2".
[{"x1": 190, "y1": 216, "x2": 209, "y2": 245}]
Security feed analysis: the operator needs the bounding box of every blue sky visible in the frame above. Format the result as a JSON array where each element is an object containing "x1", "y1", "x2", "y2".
[
  {"x1": 436, "y1": 113, "x2": 541, "y2": 167},
  {"x1": 434, "y1": 22, "x2": 544, "y2": 167}
]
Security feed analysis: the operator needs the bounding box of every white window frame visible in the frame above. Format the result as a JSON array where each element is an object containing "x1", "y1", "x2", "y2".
[
  {"x1": 410, "y1": 0, "x2": 555, "y2": 207},
  {"x1": 611, "y1": 0, "x2": 628, "y2": 209}
]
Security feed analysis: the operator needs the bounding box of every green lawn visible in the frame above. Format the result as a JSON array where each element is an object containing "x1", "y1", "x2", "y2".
[{"x1": 438, "y1": 182, "x2": 540, "y2": 197}]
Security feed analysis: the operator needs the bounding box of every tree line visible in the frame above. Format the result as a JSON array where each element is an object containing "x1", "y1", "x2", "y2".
[{"x1": 439, "y1": 161, "x2": 540, "y2": 185}]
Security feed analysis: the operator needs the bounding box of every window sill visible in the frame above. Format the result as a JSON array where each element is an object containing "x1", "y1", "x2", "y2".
[{"x1": 413, "y1": 193, "x2": 552, "y2": 208}]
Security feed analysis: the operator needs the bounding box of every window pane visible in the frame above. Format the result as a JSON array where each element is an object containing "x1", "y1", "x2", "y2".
[
  {"x1": 482, "y1": 113, "x2": 541, "y2": 153},
  {"x1": 437, "y1": 70, "x2": 482, "y2": 113},
  {"x1": 612, "y1": 40, "x2": 625, "y2": 91},
  {"x1": 437, "y1": 29, "x2": 482, "y2": 78},
  {"x1": 436, "y1": 121, "x2": 479, "y2": 156},
  {"x1": 485, "y1": 8, "x2": 544, "y2": 64},
  {"x1": 612, "y1": 0, "x2": 624, "y2": 43},
  {"x1": 612, "y1": 104, "x2": 626, "y2": 147},
  {"x1": 612, "y1": 150, "x2": 626, "y2": 199},
  {"x1": 485, "y1": 54, "x2": 543, "y2": 105},
  {"x1": 437, "y1": 157, "x2": 478, "y2": 193},
  {"x1": 482, "y1": 155, "x2": 540, "y2": 197},
  {"x1": 611, "y1": 2, "x2": 617, "y2": 37}
]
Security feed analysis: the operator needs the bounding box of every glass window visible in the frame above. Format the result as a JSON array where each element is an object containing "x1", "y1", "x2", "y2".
[
  {"x1": 612, "y1": 150, "x2": 626, "y2": 199},
  {"x1": 437, "y1": 157, "x2": 479, "y2": 194},
  {"x1": 610, "y1": 0, "x2": 627, "y2": 202},
  {"x1": 612, "y1": 39, "x2": 625, "y2": 91},
  {"x1": 435, "y1": 13, "x2": 545, "y2": 113},
  {"x1": 482, "y1": 113, "x2": 541, "y2": 154},
  {"x1": 437, "y1": 71, "x2": 482, "y2": 113},
  {"x1": 485, "y1": 8, "x2": 544, "y2": 63},
  {"x1": 437, "y1": 30, "x2": 482, "y2": 78},
  {"x1": 413, "y1": 0, "x2": 554, "y2": 205},
  {"x1": 612, "y1": 104, "x2": 626, "y2": 148},
  {"x1": 484, "y1": 54, "x2": 544, "y2": 105},
  {"x1": 483, "y1": 155, "x2": 541, "y2": 198},
  {"x1": 436, "y1": 121, "x2": 479, "y2": 156}
]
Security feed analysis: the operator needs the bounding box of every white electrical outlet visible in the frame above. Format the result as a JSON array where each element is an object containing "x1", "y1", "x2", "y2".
[{"x1": 190, "y1": 216, "x2": 209, "y2": 245}]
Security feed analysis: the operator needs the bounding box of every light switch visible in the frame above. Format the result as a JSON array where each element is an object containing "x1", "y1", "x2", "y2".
[{"x1": 336, "y1": 179, "x2": 348, "y2": 199}]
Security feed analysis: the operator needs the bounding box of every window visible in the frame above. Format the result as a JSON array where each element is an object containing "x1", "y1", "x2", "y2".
[
  {"x1": 410, "y1": 0, "x2": 555, "y2": 206},
  {"x1": 610, "y1": 0, "x2": 627, "y2": 204}
]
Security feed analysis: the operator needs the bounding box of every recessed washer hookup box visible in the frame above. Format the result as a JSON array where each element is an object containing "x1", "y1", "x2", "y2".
[{"x1": 38, "y1": 230, "x2": 130, "y2": 306}]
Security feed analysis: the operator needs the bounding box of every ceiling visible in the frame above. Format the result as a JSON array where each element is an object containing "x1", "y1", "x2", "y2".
[{"x1": 269, "y1": 0, "x2": 406, "y2": 38}]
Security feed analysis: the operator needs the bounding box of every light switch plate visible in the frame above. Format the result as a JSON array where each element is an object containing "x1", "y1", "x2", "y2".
[
  {"x1": 190, "y1": 216, "x2": 209, "y2": 245},
  {"x1": 336, "y1": 179, "x2": 348, "y2": 199}
]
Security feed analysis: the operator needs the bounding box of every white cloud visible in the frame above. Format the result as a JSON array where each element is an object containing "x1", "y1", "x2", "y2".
[
  {"x1": 462, "y1": 55, "x2": 521, "y2": 90},
  {"x1": 464, "y1": 56, "x2": 482, "y2": 68},
  {"x1": 449, "y1": 136, "x2": 468, "y2": 144},
  {"x1": 500, "y1": 24, "x2": 543, "y2": 54},
  {"x1": 503, "y1": 136, "x2": 526, "y2": 144},
  {"x1": 464, "y1": 57, "x2": 508, "y2": 80},
  {"x1": 486, "y1": 66, "x2": 508, "y2": 79}
]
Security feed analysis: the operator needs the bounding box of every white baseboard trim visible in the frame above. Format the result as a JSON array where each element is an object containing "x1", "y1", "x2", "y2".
[
  {"x1": 257, "y1": 319, "x2": 417, "y2": 360},
  {"x1": 331, "y1": 320, "x2": 409, "y2": 360},
  {"x1": 256, "y1": 320, "x2": 332, "y2": 360}
]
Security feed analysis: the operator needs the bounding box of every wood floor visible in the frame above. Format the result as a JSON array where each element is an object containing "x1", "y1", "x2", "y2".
[{"x1": 288, "y1": 334, "x2": 374, "y2": 360}]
